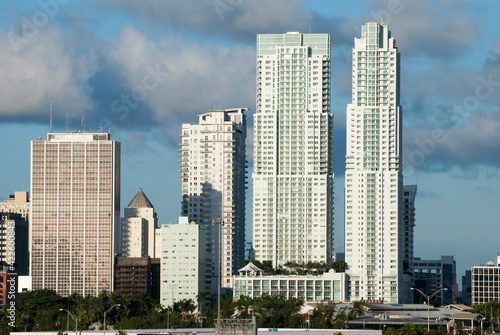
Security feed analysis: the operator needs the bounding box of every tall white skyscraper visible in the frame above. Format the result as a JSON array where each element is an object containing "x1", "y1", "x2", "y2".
[
  {"x1": 345, "y1": 22, "x2": 409, "y2": 303},
  {"x1": 253, "y1": 32, "x2": 334, "y2": 267},
  {"x1": 30, "y1": 132, "x2": 120, "y2": 296},
  {"x1": 179, "y1": 108, "x2": 247, "y2": 289}
]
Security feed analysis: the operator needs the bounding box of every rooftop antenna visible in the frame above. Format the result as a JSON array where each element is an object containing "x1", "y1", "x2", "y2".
[
  {"x1": 81, "y1": 116, "x2": 85, "y2": 131},
  {"x1": 50, "y1": 98, "x2": 53, "y2": 133},
  {"x1": 66, "y1": 112, "x2": 69, "y2": 133},
  {"x1": 381, "y1": 17, "x2": 384, "y2": 24},
  {"x1": 71, "y1": 113, "x2": 74, "y2": 132}
]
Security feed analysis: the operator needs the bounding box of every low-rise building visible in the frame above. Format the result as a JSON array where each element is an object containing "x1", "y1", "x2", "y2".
[
  {"x1": 233, "y1": 262, "x2": 348, "y2": 302},
  {"x1": 114, "y1": 257, "x2": 153, "y2": 299}
]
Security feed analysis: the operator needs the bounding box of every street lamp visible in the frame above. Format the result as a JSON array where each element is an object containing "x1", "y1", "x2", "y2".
[
  {"x1": 411, "y1": 287, "x2": 448, "y2": 333},
  {"x1": 59, "y1": 309, "x2": 77, "y2": 335},
  {"x1": 103, "y1": 304, "x2": 120, "y2": 335}
]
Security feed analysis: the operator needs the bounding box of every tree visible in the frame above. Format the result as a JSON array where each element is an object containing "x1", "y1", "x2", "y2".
[
  {"x1": 348, "y1": 300, "x2": 365, "y2": 319},
  {"x1": 398, "y1": 323, "x2": 419, "y2": 335},
  {"x1": 330, "y1": 261, "x2": 348, "y2": 273},
  {"x1": 196, "y1": 291, "x2": 207, "y2": 312},
  {"x1": 332, "y1": 307, "x2": 349, "y2": 329},
  {"x1": 310, "y1": 302, "x2": 336, "y2": 328}
]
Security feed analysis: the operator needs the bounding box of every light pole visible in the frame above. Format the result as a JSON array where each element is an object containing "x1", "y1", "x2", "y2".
[
  {"x1": 411, "y1": 287, "x2": 448, "y2": 333},
  {"x1": 59, "y1": 309, "x2": 77, "y2": 335},
  {"x1": 103, "y1": 304, "x2": 120, "y2": 335}
]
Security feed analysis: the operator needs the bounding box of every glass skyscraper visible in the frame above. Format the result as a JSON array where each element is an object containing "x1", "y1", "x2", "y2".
[
  {"x1": 253, "y1": 32, "x2": 334, "y2": 267},
  {"x1": 345, "y1": 22, "x2": 410, "y2": 303}
]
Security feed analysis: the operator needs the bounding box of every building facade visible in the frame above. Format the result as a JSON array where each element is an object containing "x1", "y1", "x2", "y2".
[
  {"x1": 462, "y1": 270, "x2": 472, "y2": 305},
  {"x1": 114, "y1": 257, "x2": 154, "y2": 300},
  {"x1": 253, "y1": 32, "x2": 334, "y2": 267},
  {"x1": 413, "y1": 256, "x2": 456, "y2": 305},
  {"x1": 234, "y1": 262, "x2": 347, "y2": 302},
  {"x1": 159, "y1": 217, "x2": 209, "y2": 309},
  {"x1": 471, "y1": 254, "x2": 500, "y2": 304},
  {"x1": 403, "y1": 185, "x2": 417, "y2": 275},
  {"x1": 345, "y1": 22, "x2": 408, "y2": 303},
  {"x1": 30, "y1": 132, "x2": 120, "y2": 296},
  {"x1": 179, "y1": 108, "x2": 247, "y2": 289},
  {"x1": 0, "y1": 191, "x2": 30, "y2": 220},
  {"x1": 0, "y1": 212, "x2": 29, "y2": 276},
  {"x1": 120, "y1": 188, "x2": 158, "y2": 258}
]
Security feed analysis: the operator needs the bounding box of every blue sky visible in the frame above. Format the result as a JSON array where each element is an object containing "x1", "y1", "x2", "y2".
[{"x1": 0, "y1": 0, "x2": 499, "y2": 281}]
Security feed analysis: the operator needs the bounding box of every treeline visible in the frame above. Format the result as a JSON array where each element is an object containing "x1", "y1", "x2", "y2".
[
  {"x1": 0, "y1": 290, "x2": 201, "y2": 334},
  {"x1": 1, "y1": 289, "x2": 358, "y2": 334}
]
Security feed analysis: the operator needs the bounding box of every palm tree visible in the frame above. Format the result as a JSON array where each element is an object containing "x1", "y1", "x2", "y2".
[
  {"x1": 332, "y1": 307, "x2": 349, "y2": 329},
  {"x1": 330, "y1": 261, "x2": 348, "y2": 273},
  {"x1": 196, "y1": 291, "x2": 206, "y2": 313},
  {"x1": 348, "y1": 300, "x2": 365, "y2": 319},
  {"x1": 398, "y1": 323, "x2": 419, "y2": 335}
]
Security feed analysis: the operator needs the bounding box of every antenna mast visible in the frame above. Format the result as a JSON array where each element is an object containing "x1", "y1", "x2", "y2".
[{"x1": 50, "y1": 98, "x2": 53, "y2": 132}]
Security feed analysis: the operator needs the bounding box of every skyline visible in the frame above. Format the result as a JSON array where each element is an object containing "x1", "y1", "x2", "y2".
[{"x1": 0, "y1": 0, "x2": 499, "y2": 280}]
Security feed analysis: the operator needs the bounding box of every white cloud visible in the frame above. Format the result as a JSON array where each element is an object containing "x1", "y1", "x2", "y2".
[
  {"x1": 0, "y1": 24, "x2": 95, "y2": 120},
  {"x1": 94, "y1": 24, "x2": 256, "y2": 134}
]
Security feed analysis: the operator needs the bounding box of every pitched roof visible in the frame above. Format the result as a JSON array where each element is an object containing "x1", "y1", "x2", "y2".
[
  {"x1": 127, "y1": 188, "x2": 154, "y2": 208},
  {"x1": 449, "y1": 313, "x2": 483, "y2": 320},
  {"x1": 238, "y1": 262, "x2": 265, "y2": 275}
]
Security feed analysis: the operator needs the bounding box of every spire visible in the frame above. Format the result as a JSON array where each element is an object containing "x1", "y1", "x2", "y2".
[{"x1": 127, "y1": 188, "x2": 154, "y2": 208}]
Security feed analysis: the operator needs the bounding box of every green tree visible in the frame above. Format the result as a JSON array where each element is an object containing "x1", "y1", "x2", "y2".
[
  {"x1": 348, "y1": 300, "x2": 365, "y2": 319},
  {"x1": 332, "y1": 307, "x2": 349, "y2": 329},
  {"x1": 330, "y1": 261, "x2": 348, "y2": 273},
  {"x1": 398, "y1": 323, "x2": 419, "y2": 335},
  {"x1": 196, "y1": 291, "x2": 207, "y2": 312},
  {"x1": 310, "y1": 302, "x2": 336, "y2": 328}
]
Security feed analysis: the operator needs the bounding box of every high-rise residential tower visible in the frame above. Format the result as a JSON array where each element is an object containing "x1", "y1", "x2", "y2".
[
  {"x1": 253, "y1": 32, "x2": 334, "y2": 267},
  {"x1": 179, "y1": 108, "x2": 247, "y2": 289},
  {"x1": 345, "y1": 22, "x2": 409, "y2": 302},
  {"x1": 30, "y1": 132, "x2": 120, "y2": 296}
]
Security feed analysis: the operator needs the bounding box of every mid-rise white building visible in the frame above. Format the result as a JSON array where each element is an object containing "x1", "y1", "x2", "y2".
[
  {"x1": 179, "y1": 108, "x2": 247, "y2": 289},
  {"x1": 472, "y1": 254, "x2": 500, "y2": 304},
  {"x1": 159, "y1": 217, "x2": 208, "y2": 310},
  {"x1": 30, "y1": 132, "x2": 120, "y2": 296},
  {"x1": 120, "y1": 188, "x2": 158, "y2": 258},
  {"x1": 234, "y1": 262, "x2": 347, "y2": 302},
  {"x1": 253, "y1": 32, "x2": 334, "y2": 267},
  {"x1": 345, "y1": 22, "x2": 409, "y2": 302}
]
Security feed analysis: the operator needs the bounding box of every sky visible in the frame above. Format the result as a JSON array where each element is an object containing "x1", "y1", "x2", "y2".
[{"x1": 0, "y1": 0, "x2": 499, "y2": 282}]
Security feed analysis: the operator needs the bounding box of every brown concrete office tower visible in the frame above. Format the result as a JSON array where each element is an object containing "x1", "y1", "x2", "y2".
[{"x1": 30, "y1": 132, "x2": 120, "y2": 296}]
